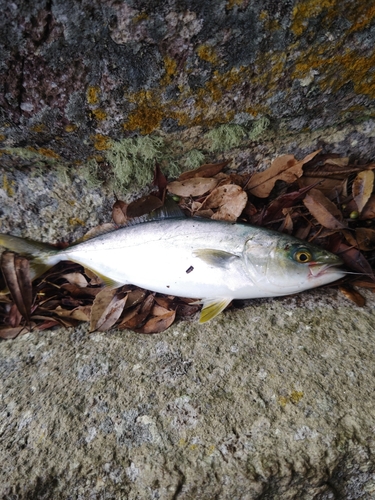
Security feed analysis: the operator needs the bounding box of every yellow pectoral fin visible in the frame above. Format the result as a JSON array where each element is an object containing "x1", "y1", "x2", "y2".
[{"x1": 199, "y1": 298, "x2": 232, "y2": 323}]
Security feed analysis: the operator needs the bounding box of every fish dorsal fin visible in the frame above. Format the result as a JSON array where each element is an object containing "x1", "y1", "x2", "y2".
[
  {"x1": 199, "y1": 298, "x2": 232, "y2": 323},
  {"x1": 193, "y1": 249, "x2": 239, "y2": 268},
  {"x1": 76, "y1": 223, "x2": 118, "y2": 244},
  {"x1": 75, "y1": 199, "x2": 186, "y2": 244},
  {"x1": 126, "y1": 198, "x2": 186, "y2": 226}
]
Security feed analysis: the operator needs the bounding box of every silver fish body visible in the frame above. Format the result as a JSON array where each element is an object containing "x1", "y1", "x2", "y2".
[{"x1": 0, "y1": 218, "x2": 344, "y2": 322}]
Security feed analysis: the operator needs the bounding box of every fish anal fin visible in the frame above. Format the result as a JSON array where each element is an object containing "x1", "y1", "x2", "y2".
[
  {"x1": 193, "y1": 249, "x2": 239, "y2": 268},
  {"x1": 199, "y1": 298, "x2": 232, "y2": 323}
]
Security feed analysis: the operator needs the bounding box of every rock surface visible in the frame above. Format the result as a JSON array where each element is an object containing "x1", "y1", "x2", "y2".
[
  {"x1": 1, "y1": 0, "x2": 375, "y2": 163},
  {"x1": 1, "y1": 290, "x2": 375, "y2": 499},
  {"x1": 1, "y1": 0, "x2": 375, "y2": 498}
]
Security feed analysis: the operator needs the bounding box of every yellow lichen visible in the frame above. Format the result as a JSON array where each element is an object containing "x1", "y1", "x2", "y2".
[
  {"x1": 293, "y1": 45, "x2": 375, "y2": 98},
  {"x1": 133, "y1": 12, "x2": 148, "y2": 23},
  {"x1": 93, "y1": 134, "x2": 111, "y2": 151},
  {"x1": 65, "y1": 124, "x2": 77, "y2": 133},
  {"x1": 87, "y1": 86, "x2": 100, "y2": 105},
  {"x1": 348, "y1": 4, "x2": 375, "y2": 32},
  {"x1": 292, "y1": 0, "x2": 337, "y2": 36},
  {"x1": 0, "y1": 135, "x2": 5, "y2": 142},
  {"x1": 91, "y1": 108, "x2": 107, "y2": 121},
  {"x1": 68, "y1": 217, "x2": 85, "y2": 226},
  {"x1": 278, "y1": 396, "x2": 288, "y2": 408},
  {"x1": 28, "y1": 147, "x2": 60, "y2": 159},
  {"x1": 226, "y1": 0, "x2": 245, "y2": 9},
  {"x1": 161, "y1": 56, "x2": 177, "y2": 85},
  {"x1": 196, "y1": 44, "x2": 219, "y2": 65},
  {"x1": 290, "y1": 390, "x2": 304, "y2": 404},
  {"x1": 2, "y1": 174, "x2": 15, "y2": 197},
  {"x1": 31, "y1": 123, "x2": 46, "y2": 133},
  {"x1": 124, "y1": 103, "x2": 163, "y2": 134}
]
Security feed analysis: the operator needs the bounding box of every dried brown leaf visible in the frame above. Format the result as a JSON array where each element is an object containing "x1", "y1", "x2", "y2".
[
  {"x1": 112, "y1": 199, "x2": 128, "y2": 225},
  {"x1": 247, "y1": 150, "x2": 321, "y2": 198},
  {"x1": 153, "y1": 163, "x2": 168, "y2": 195},
  {"x1": 61, "y1": 273, "x2": 88, "y2": 288},
  {"x1": 151, "y1": 304, "x2": 171, "y2": 316},
  {"x1": 303, "y1": 190, "x2": 346, "y2": 230},
  {"x1": 352, "y1": 170, "x2": 374, "y2": 213},
  {"x1": 55, "y1": 305, "x2": 91, "y2": 322},
  {"x1": 127, "y1": 195, "x2": 163, "y2": 219},
  {"x1": 294, "y1": 223, "x2": 312, "y2": 241},
  {"x1": 179, "y1": 159, "x2": 231, "y2": 181},
  {"x1": 134, "y1": 310, "x2": 176, "y2": 334},
  {"x1": 343, "y1": 228, "x2": 375, "y2": 251},
  {"x1": 203, "y1": 184, "x2": 248, "y2": 222},
  {"x1": 167, "y1": 177, "x2": 219, "y2": 197},
  {"x1": 118, "y1": 305, "x2": 141, "y2": 327},
  {"x1": 303, "y1": 160, "x2": 374, "y2": 178},
  {"x1": 332, "y1": 242, "x2": 374, "y2": 278},
  {"x1": 194, "y1": 209, "x2": 214, "y2": 218},
  {"x1": 124, "y1": 288, "x2": 148, "y2": 309},
  {"x1": 280, "y1": 211, "x2": 293, "y2": 234},
  {"x1": 35, "y1": 320, "x2": 61, "y2": 330},
  {"x1": 9, "y1": 303, "x2": 22, "y2": 327},
  {"x1": 262, "y1": 184, "x2": 317, "y2": 223},
  {"x1": 0, "y1": 252, "x2": 33, "y2": 322},
  {"x1": 60, "y1": 283, "x2": 102, "y2": 297},
  {"x1": 298, "y1": 177, "x2": 345, "y2": 199},
  {"x1": 90, "y1": 287, "x2": 127, "y2": 332},
  {"x1": 120, "y1": 294, "x2": 154, "y2": 330},
  {"x1": 339, "y1": 286, "x2": 366, "y2": 307},
  {"x1": 324, "y1": 157, "x2": 349, "y2": 167},
  {"x1": 351, "y1": 279, "x2": 375, "y2": 290},
  {"x1": 177, "y1": 302, "x2": 200, "y2": 317},
  {"x1": 154, "y1": 296, "x2": 174, "y2": 309},
  {"x1": 360, "y1": 195, "x2": 375, "y2": 219},
  {"x1": 0, "y1": 325, "x2": 26, "y2": 339}
]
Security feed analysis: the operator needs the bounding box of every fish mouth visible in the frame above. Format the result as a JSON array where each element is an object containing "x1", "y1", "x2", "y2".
[{"x1": 308, "y1": 263, "x2": 341, "y2": 279}]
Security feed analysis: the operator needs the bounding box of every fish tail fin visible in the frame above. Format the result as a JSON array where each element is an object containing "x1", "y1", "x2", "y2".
[{"x1": 0, "y1": 234, "x2": 62, "y2": 281}]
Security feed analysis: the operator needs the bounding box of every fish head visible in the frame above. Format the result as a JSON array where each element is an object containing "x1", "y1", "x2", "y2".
[{"x1": 243, "y1": 229, "x2": 345, "y2": 295}]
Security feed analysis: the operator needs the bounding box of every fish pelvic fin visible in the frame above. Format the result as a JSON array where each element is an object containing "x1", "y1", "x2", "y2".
[
  {"x1": 0, "y1": 234, "x2": 61, "y2": 281},
  {"x1": 198, "y1": 298, "x2": 232, "y2": 323}
]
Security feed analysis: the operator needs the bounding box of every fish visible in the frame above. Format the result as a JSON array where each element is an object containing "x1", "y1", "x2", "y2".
[{"x1": 0, "y1": 215, "x2": 345, "y2": 323}]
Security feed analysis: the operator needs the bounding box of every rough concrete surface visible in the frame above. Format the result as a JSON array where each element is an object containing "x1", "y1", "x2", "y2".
[{"x1": 1, "y1": 289, "x2": 375, "y2": 499}]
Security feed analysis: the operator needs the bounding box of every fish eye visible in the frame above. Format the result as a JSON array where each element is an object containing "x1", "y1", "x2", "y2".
[{"x1": 293, "y1": 248, "x2": 313, "y2": 263}]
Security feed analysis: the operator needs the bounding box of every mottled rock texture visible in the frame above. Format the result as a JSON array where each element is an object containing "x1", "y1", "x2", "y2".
[
  {"x1": 1, "y1": 1, "x2": 375, "y2": 498},
  {"x1": 1, "y1": 0, "x2": 375, "y2": 163}
]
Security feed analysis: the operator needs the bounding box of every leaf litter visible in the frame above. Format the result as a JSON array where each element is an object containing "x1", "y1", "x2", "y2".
[{"x1": 1, "y1": 151, "x2": 375, "y2": 338}]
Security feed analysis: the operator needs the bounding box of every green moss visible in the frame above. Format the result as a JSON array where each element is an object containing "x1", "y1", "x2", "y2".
[
  {"x1": 205, "y1": 124, "x2": 247, "y2": 152},
  {"x1": 80, "y1": 159, "x2": 104, "y2": 188},
  {"x1": 106, "y1": 135, "x2": 181, "y2": 192},
  {"x1": 248, "y1": 116, "x2": 270, "y2": 140},
  {"x1": 182, "y1": 149, "x2": 206, "y2": 169}
]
